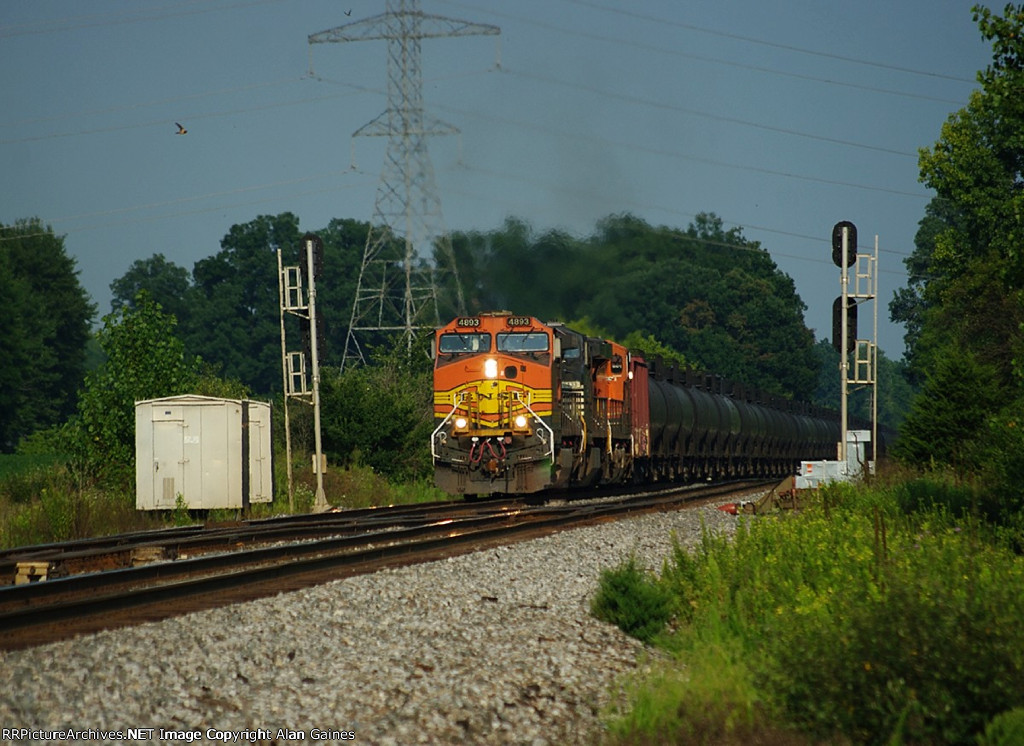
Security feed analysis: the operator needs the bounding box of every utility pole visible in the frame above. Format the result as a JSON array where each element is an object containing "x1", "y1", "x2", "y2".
[{"x1": 308, "y1": 1, "x2": 500, "y2": 369}]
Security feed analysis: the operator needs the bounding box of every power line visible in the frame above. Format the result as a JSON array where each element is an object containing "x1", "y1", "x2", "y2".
[
  {"x1": 0, "y1": 61, "x2": 931, "y2": 247},
  {"x1": 308, "y1": 68, "x2": 929, "y2": 199},
  {"x1": 0, "y1": 0, "x2": 285, "y2": 39},
  {"x1": 1, "y1": 2, "x2": 950, "y2": 279},
  {"x1": 0, "y1": 169, "x2": 376, "y2": 241},
  {"x1": 425, "y1": 85, "x2": 928, "y2": 196},
  {"x1": 0, "y1": 89, "x2": 351, "y2": 146},
  {"x1": 0, "y1": 76, "x2": 303, "y2": 130},
  {"x1": 438, "y1": 0, "x2": 977, "y2": 89},
  {"x1": 562, "y1": 0, "x2": 977, "y2": 84},
  {"x1": 506, "y1": 66, "x2": 918, "y2": 159},
  {"x1": 447, "y1": 161, "x2": 914, "y2": 271}
]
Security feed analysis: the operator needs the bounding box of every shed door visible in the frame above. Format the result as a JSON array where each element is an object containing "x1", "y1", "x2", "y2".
[
  {"x1": 152, "y1": 406, "x2": 185, "y2": 509},
  {"x1": 247, "y1": 405, "x2": 271, "y2": 503}
]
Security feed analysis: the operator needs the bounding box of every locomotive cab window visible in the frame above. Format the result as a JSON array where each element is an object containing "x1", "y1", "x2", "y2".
[
  {"x1": 438, "y1": 333, "x2": 491, "y2": 354},
  {"x1": 497, "y1": 332, "x2": 549, "y2": 353}
]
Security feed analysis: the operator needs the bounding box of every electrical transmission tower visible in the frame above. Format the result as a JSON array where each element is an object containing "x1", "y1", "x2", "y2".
[{"x1": 309, "y1": 0, "x2": 500, "y2": 369}]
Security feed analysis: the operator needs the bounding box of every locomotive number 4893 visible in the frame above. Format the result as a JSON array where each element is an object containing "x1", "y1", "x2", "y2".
[
  {"x1": 506, "y1": 316, "x2": 531, "y2": 327},
  {"x1": 456, "y1": 317, "x2": 481, "y2": 327}
]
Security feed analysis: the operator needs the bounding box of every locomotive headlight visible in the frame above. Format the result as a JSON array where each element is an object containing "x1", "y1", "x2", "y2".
[
  {"x1": 514, "y1": 414, "x2": 529, "y2": 429},
  {"x1": 484, "y1": 358, "x2": 498, "y2": 378},
  {"x1": 454, "y1": 417, "x2": 468, "y2": 430}
]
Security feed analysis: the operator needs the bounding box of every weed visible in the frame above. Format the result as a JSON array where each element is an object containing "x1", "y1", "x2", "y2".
[
  {"x1": 171, "y1": 494, "x2": 192, "y2": 527},
  {"x1": 591, "y1": 555, "x2": 675, "y2": 644},
  {"x1": 598, "y1": 481, "x2": 1024, "y2": 744}
]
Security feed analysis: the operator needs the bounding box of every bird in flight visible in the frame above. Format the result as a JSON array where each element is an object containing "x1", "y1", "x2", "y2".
[
  {"x1": 175, "y1": 122, "x2": 187, "y2": 135},
  {"x1": 345, "y1": 9, "x2": 352, "y2": 15}
]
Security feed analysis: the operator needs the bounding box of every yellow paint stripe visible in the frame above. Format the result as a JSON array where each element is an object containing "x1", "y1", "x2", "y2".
[{"x1": 433, "y1": 380, "x2": 553, "y2": 419}]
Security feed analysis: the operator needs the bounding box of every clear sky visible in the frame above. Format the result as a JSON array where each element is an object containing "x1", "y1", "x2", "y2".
[{"x1": 0, "y1": 0, "x2": 994, "y2": 359}]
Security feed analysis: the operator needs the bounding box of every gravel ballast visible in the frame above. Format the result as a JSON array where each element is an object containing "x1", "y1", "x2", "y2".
[{"x1": 0, "y1": 502, "x2": 740, "y2": 745}]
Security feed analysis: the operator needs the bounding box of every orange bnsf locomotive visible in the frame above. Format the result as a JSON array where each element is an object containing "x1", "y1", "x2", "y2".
[{"x1": 430, "y1": 312, "x2": 840, "y2": 496}]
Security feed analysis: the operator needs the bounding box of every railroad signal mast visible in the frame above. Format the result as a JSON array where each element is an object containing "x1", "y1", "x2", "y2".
[
  {"x1": 831, "y1": 221, "x2": 879, "y2": 467},
  {"x1": 278, "y1": 234, "x2": 329, "y2": 512}
]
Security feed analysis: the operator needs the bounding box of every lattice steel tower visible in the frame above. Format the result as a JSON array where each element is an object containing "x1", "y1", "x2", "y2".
[{"x1": 309, "y1": 1, "x2": 500, "y2": 369}]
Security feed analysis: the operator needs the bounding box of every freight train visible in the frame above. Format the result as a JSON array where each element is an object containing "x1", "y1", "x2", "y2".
[{"x1": 431, "y1": 312, "x2": 842, "y2": 496}]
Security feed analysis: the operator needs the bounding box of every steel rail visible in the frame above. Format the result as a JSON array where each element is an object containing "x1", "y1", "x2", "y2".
[
  {"x1": 0, "y1": 480, "x2": 770, "y2": 650},
  {"x1": 0, "y1": 498, "x2": 530, "y2": 583}
]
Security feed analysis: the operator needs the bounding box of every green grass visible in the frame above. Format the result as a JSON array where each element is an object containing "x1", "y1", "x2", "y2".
[
  {"x1": 0, "y1": 453, "x2": 63, "y2": 479},
  {"x1": 0, "y1": 452, "x2": 454, "y2": 550},
  {"x1": 593, "y1": 476, "x2": 1024, "y2": 745}
]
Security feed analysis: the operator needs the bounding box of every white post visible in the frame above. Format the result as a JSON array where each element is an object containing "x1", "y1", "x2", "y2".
[
  {"x1": 307, "y1": 237, "x2": 328, "y2": 512},
  {"x1": 277, "y1": 249, "x2": 295, "y2": 512},
  {"x1": 872, "y1": 235, "x2": 879, "y2": 467}
]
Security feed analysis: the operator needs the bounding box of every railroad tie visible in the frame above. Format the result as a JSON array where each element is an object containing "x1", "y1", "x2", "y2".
[
  {"x1": 14, "y1": 561, "x2": 51, "y2": 585},
  {"x1": 131, "y1": 546, "x2": 166, "y2": 567}
]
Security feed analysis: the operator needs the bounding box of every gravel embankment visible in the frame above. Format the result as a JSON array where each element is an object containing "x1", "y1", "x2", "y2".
[{"x1": 0, "y1": 502, "x2": 740, "y2": 745}]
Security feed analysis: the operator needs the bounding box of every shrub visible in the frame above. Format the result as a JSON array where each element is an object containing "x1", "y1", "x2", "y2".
[
  {"x1": 979, "y1": 709, "x2": 1024, "y2": 746},
  {"x1": 319, "y1": 347, "x2": 435, "y2": 484},
  {"x1": 885, "y1": 474, "x2": 977, "y2": 518},
  {"x1": 973, "y1": 403, "x2": 1024, "y2": 518},
  {"x1": 759, "y1": 519, "x2": 1024, "y2": 743},
  {"x1": 591, "y1": 555, "x2": 675, "y2": 644},
  {"x1": 599, "y1": 481, "x2": 1024, "y2": 744},
  {"x1": 647, "y1": 486, "x2": 1024, "y2": 745}
]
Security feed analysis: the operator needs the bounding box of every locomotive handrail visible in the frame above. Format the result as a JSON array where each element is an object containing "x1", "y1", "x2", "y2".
[
  {"x1": 514, "y1": 392, "x2": 555, "y2": 462},
  {"x1": 430, "y1": 402, "x2": 460, "y2": 460}
]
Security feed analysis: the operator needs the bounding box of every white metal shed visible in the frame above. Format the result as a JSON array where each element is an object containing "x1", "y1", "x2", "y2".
[{"x1": 135, "y1": 395, "x2": 273, "y2": 510}]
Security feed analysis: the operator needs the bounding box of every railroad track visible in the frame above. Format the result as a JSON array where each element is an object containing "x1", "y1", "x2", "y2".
[
  {"x1": 0, "y1": 498, "x2": 529, "y2": 584},
  {"x1": 0, "y1": 480, "x2": 771, "y2": 650}
]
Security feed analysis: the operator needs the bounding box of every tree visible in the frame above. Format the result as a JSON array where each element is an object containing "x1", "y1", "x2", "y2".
[
  {"x1": 0, "y1": 247, "x2": 33, "y2": 451},
  {"x1": 0, "y1": 219, "x2": 94, "y2": 451},
  {"x1": 69, "y1": 293, "x2": 204, "y2": 486},
  {"x1": 110, "y1": 254, "x2": 192, "y2": 325},
  {"x1": 109, "y1": 214, "x2": 372, "y2": 395},
  {"x1": 580, "y1": 213, "x2": 820, "y2": 397},
  {"x1": 448, "y1": 212, "x2": 822, "y2": 399},
  {"x1": 909, "y1": 4, "x2": 1024, "y2": 378},
  {"x1": 887, "y1": 199, "x2": 953, "y2": 380},
  {"x1": 319, "y1": 342, "x2": 435, "y2": 482},
  {"x1": 892, "y1": 3, "x2": 1024, "y2": 468},
  {"x1": 300, "y1": 217, "x2": 372, "y2": 366},
  {"x1": 891, "y1": 351, "x2": 1001, "y2": 474},
  {"x1": 184, "y1": 213, "x2": 300, "y2": 394}
]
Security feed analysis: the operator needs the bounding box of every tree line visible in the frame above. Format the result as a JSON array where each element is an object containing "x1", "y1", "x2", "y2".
[
  {"x1": 107, "y1": 211, "x2": 834, "y2": 400},
  {"x1": 3, "y1": 208, "x2": 912, "y2": 466}
]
